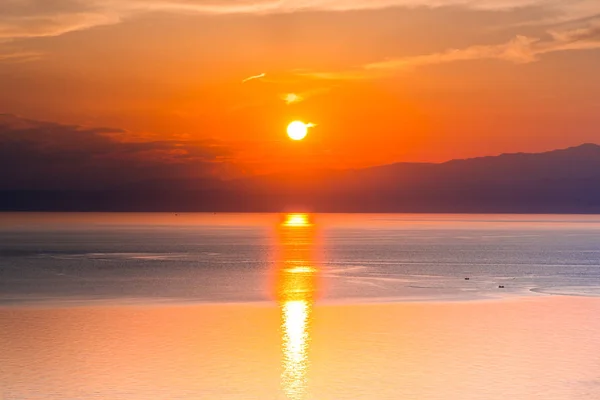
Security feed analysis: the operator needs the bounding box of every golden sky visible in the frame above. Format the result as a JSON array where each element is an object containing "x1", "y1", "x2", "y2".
[{"x1": 1, "y1": 0, "x2": 600, "y2": 177}]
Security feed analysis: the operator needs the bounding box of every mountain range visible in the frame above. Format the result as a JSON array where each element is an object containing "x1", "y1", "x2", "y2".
[{"x1": 2, "y1": 143, "x2": 600, "y2": 213}]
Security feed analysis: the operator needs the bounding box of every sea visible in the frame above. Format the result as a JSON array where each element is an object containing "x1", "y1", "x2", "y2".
[{"x1": 1, "y1": 213, "x2": 599, "y2": 399}]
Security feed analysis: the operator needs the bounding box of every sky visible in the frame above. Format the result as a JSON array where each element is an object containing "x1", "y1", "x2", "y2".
[{"x1": 1, "y1": 0, "x2": 600, "y2": 185}]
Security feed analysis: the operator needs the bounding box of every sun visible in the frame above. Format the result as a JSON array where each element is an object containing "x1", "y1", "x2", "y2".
[{"x1": 287, "y1": 121, "x2": 311, "y2": 141}]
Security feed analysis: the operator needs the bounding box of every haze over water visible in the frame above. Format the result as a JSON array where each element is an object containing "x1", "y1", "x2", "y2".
[{"x1": 1, "y1": 213, "x2": 600, "y2": 399}]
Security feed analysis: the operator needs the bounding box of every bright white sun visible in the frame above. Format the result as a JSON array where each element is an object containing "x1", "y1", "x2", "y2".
[{"x1": 287, "y1": 121, "x2": 311, "y2": 141}]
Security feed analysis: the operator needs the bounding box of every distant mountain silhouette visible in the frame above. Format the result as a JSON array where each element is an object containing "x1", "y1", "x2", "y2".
[{"x1": 2, "y1": 143, "x2": 600, "y2": 213}]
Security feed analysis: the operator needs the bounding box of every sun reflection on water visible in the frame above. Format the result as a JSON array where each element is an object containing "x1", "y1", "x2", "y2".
[
  {"x1": 281, "y1": 299, "x2": 310, "y2": 399},
  {"x1": 283, "y1": 213, "x2": 312, "y2": 227},
  {"x1": 275, "y1": 213, "x2": 318, "y2": 400}
]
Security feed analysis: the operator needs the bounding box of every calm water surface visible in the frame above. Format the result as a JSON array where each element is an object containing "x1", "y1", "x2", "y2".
[{"x1": 1, "y1": 213, "x2": 600, "y2": 399}]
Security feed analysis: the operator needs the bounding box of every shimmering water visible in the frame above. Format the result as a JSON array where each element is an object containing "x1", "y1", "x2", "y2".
[{"x1": 1, "y1": 213, "x2": 600, "y2": 399}]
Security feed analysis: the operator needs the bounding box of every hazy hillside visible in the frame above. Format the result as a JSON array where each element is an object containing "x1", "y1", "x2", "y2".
[{"x1": 2, "y1": 144, "x2": 600, "y2": 213}]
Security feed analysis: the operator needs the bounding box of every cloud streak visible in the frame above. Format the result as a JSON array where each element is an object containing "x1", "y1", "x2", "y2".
[
  {"x1": 242, "y1": 72, "x2": 266, "y2": 83},
  {"x1": 0, "y1": 1, "x2": 120, "y2": 40},
  {"x1": 0, "y1": 50, "x2": 43, "y2": 63},
  {"x1": 281, "y1": 93, "x2": 303, "y2": 104},
  {"x1": 279, "y1": 88, "x2": 330, "y2": 104},
  {"x1": 299, "y1": 21, "x2": 600, "y2": 80},
  {"x1": 1, "y1": 0, "x2": 599, "y2": 41},
  {"x1": 120, "y1": 0, "x2": 544, "y2": 14}
]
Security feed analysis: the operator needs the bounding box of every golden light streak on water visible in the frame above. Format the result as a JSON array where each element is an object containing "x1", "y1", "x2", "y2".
[
  {"x1": 275, "y1": 213, "x2": 318, "y2": 400},
  {"x1": 281, "y1": 299, "x2": 310, "y2": 400},
  {"x1": 282, "y1": 213, "x2": 312, "y2": 227}
]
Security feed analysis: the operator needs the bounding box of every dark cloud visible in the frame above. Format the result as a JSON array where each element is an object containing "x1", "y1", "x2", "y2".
[{"x1": 0, "y1": 114, "x2": 235, "y2": 190}]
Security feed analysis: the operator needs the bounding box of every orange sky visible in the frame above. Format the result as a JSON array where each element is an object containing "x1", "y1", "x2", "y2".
[{"x1": 1, "y1": 0, "x2": 600, "y2": 176}]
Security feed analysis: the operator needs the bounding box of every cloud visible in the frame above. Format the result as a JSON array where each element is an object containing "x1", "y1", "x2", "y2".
[
  {"x1": 242, "y1": 72, "x2": 266, "y2": 83},
  {"x1": 514, "y1": 0, "x2": 600, "y2": 27},
  {"x1": 119, "y1": 0, "x2": 544, "y2": 14},
  {"x1": 0, "y1": 114, "x2": 236, "y2": 189},
  {"x1": 365, "y1": 35, "x2": 541, "y2": 69},
  {"x1": 2, "y1": 0, "x2": 599, "y2": 42},
  {"x1": 0, "y1": 50, "x2": 43, "y2": 63},
  {"x1": 299, "y1": 21, "x2": 600, "y2": 80},
  {"x1": 280, "y1": 93, "x2": 303, "y2": 105},
  {"x1": 548, "y1": 21, "x2": 600, "y2": 42},
  {"x1": 279, "y1": 88, "x2": 330, "y2": 104},
  {"x1": 0, "y1": 1, "x2": 121, "y2": 40}
]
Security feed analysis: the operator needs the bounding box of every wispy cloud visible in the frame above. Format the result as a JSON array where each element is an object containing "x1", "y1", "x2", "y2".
[
  {"x1": 547, "y1": 21, "x2": 600, "y2": 43},
  {"x1": 2, "y1": 1, "x2": 599, "y2": 41},
  {"x1": 299, "y1": 21, "x2": 600, "y2": 80},
  {"x1": 242, "y1": 72, "x2": 266, "y2": 83},
  {"x1": 514, "y1": 0, "x2": 600, "y2": 27},
  {"x1": 281, "y1": 93, "x2": 303, "y2": 105},
  {"x1": 365, "y1": 35, "x2": 541, "y2": 69},
  {"x1": 0, "y1": 1, "x2": 121, "y2": 40},
  {"x1": 279, "y1": 88, "x2": 330, "y2": 104},
  {"x1": 0, "y1": 50, "x2": 43, "y2": 63},
  {"x1": 121, "y1": 0, "x2": 545, "y2": 14}
]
